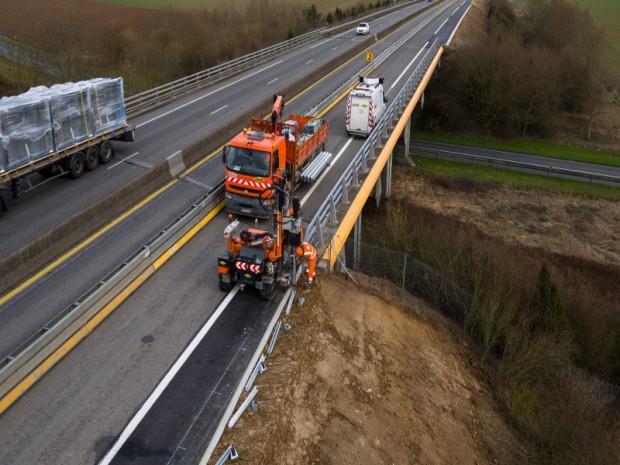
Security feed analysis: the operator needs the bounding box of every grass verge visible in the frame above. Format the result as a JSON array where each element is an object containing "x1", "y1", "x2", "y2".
[
  {"x1": 414, "y1": 157, "x2": 620, "y2": 201},
  {"x1": 416, "y1": 130, "x2": 620, "y2": 168}
]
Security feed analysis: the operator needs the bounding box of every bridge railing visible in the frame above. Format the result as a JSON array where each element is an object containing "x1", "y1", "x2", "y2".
[{"x1": 305, "y1": 40, "x2": 441, "y2": 254}]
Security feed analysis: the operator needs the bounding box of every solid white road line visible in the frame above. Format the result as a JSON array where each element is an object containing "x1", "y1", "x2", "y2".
[
  {"x1": 167, "y1": 327, "x2": 253, "y2": 464},
  {"x1": 137, "y1": 60, "x2": 283, "y2": 128},
  {"x1": 447, "y1": 3, "x2": 472, "y2": 46},
  {"x1": 389, "y1": 42, "x2": 428, "y2": 90},
  {"x1": 198, "y1": 282, "x2": 297, "y2": 465},
  {"x1": 210, "y1": 105, "x2": 228, "y2": 115},
  {"x1": 300, "y1": 137, "x2": 354, "y2": 206},
  {"x1": 106, "y1": 152, "x2": 139, "y2": 170},
  {"x1": 309, "y1": 38, "x2": 334, "y2": 49},
  {"x1": 435, "y1": 17, "x2": 450, "y2": 35},
  {"x1": 98, "y1": 287, "x2": 240, "y2": 465},
  {"x1": 334, "y1": 29, "x2": 352, "y2": 38}
]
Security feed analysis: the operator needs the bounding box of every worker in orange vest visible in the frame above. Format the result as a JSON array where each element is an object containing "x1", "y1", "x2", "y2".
[{"x1": 296, "y1": 241, "x2": 317, "y2": 283}]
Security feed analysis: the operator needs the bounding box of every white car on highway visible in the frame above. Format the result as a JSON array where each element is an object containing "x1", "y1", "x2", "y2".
[{"x1": 356, "y1": 23, "x2": 370, "y2": 35}]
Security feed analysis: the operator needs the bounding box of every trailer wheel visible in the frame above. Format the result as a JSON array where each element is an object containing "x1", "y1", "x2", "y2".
[
  {"x1": 99, "y1": 141, "x2": 114, "y2": 164},
  {"x1": 85, "y1": 146, "x2": 100, "y2": 171},
  {"x1": 67, "y1": 152, "x2": 86, "y2": 179}
]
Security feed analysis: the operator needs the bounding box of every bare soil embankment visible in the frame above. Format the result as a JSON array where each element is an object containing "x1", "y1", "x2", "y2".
[{"x1": 211, "y1": 277, "x2": 526, "y2": 464}]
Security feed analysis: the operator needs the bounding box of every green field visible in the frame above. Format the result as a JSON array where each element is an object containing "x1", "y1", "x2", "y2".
[
  {"x1": 515, "y1": 0, "x2": 620, "y2": 77},
  {"x1": 95, "y1": 0, "x2": 369, "y2": 12},
  {"x1": 415, "y1": 158, "x2": 620, "y2": 201},
  {"x1": 416, "y1": 131, "x2": 620, "y2": 168},
  {"x1": 573, "y1": 0, "x2": 620, "y2": 75}
]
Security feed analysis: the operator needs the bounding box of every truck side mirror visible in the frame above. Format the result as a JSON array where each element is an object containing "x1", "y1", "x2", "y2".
[
  {"x1": 222, "y1": 146, "x2": 228, "y2": 164},
  {"x1": 384, "y1": 96, "x2": 388, "y2": 104},
  {"x1": 273, "y1": 151, "x2": 279, "y2": 170}
]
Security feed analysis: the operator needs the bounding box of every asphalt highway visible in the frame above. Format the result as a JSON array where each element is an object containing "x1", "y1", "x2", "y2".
[
  {"x1": 0, "y1": 0, "x2": 430, "y2": 259},
  {"x1": 0, "y1": 2, "x2": 472, "y2": 464}
]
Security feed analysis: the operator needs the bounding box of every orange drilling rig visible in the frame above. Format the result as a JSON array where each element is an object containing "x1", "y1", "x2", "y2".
[{"x1": 217, "y1": 185, "x2": 316, "y2": 299}]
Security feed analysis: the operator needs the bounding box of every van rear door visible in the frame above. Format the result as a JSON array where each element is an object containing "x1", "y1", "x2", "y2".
[{"x1": 349, "y1": 95, "x2": 370, "y2": 134}]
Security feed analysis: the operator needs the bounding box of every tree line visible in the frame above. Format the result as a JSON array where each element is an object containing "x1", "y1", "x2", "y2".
[
  {"x1": 421, "y1": 0, "x2": 609, "y2": 139},
  {"x1": 1, "y1": 0, "x2": 401, "y2": 96}
]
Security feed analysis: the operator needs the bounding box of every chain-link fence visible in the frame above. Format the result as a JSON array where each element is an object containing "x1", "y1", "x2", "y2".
[{"x1": 338, "y1": 240, "x2": 471, "y2": 320}]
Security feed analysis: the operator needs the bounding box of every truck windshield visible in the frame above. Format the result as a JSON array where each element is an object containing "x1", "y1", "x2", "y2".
[{"x1": 226, "y1": 146, "x2": 271, "y2": 177}]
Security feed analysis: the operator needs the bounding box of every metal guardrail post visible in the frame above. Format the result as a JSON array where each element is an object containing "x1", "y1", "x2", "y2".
[{"x1": 227, "y1": 386, "x2": 259, "y2": 428}]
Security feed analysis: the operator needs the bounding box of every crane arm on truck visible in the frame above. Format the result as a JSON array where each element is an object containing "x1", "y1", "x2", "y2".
[{"x1": 271, "y1": 94, "x2": 284, "y2": 133}]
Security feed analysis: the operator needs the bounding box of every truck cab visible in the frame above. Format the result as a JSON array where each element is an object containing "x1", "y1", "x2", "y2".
[
  {"x1": 224, "y1": 127, "x2": 285, "y2": 217},
  {"x1": 223, "y1": 95, "x2": 329, "y2": 218},
  {"x1": 345, "y1": 76, "x2": 387, "y2": 137}
]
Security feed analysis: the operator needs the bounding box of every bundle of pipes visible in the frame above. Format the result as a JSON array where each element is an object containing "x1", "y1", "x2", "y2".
[{"x1": 300, "y1": 150, "x2": 333, "y2": 183}]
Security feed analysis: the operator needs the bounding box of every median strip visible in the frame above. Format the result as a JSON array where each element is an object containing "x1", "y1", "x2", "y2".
[{"x1": 0, "y1": 187, "x2": 225, "y2": 415}]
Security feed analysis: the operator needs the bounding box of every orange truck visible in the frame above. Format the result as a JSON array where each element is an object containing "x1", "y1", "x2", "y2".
[{"x1": 223, "y1": 95, "x2": 328, "y2": 217}]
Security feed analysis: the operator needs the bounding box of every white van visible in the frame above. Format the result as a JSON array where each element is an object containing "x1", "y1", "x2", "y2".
[{"x1": 345, "y1": 76, "x2": 387, "y2": 137}]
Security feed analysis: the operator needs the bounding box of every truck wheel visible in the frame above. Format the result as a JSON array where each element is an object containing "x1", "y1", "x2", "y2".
[
  {"x1": 219, "y1": 278, "x2": 233, "y2": 292},
  {"x1": 67, "y1": 152, "x2": 86, "y2": 179},
  {"x1": 99, "y1": 141, "x2": 114, "y2": 164},
  {"x1": 259, "y1": 280, "x2": 276, "y2": 300},
  {"x1": 85, "y1": 146, "x2": 100, "y2": 171}
]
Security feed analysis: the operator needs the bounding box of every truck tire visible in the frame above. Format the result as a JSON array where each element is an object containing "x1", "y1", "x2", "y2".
[
  {"x1": 99, "y1": 141, "x2": 114, "y2": 164},
  {"x1": 85, "y1": 146, "x2": 100, "y2": 171},
  {"x1": 259, "y1": 280, "x2": 276, "y2": 300},
  {"x1": 219, "y1": 277, "x2": 233, "y2": 292},
  {"x1": 67, "y1": 152, "x2": 86, "y2": 179}
]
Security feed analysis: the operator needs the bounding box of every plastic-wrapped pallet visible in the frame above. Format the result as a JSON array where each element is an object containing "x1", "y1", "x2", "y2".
[
  {"x1": 0, "y1": 135, "x2": 7, "y2": 173},
  {"x1": 0, "y1": 92, "x2": 55, "y2": 170},
  {"x1": 48, "y1": 81, "x2": 93, "y2": 151},
  {"x1": 303, "y1": 118, "x2": 322, "y2": 135},
  {"x1": 89, "y1": 77, "x2": 126, "y2": 135}
]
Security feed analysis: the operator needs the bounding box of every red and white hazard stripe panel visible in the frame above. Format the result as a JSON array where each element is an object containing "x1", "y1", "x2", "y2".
[
  {"x1": 235, "y1": 261, "x2": 262, "y2": 273},
  {"x1": 368, "y1": 97, "x2": 375, "y2": 129},
  {"x1": 345, "y1": 97, "x2": 352, "y2": 125},
  {"x1": 226, "y1": 175, "x2": 271, "y2": 190}
]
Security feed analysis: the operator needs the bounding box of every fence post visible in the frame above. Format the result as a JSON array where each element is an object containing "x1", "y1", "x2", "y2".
[{"x1": 401, "y1": 253, "x2": 407, "y2": 292}]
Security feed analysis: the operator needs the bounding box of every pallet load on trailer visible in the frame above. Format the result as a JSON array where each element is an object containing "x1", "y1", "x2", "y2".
[
  {"x1": 223, "y1": 94, "x2": 331, "y2": 218},
  {"x1": 345, "y1": 76, "x2": 387, "y2": 137},
  {"x1": 0, "y1": 77, "x2": 135, "y2": 210}
]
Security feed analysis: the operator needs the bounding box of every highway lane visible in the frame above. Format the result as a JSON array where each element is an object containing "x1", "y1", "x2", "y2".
[
  {"x1": 413, "y1": 139, "x2": 620, "y2": 178},
  {"x1": 0, "y1": 0, "x2": 430, "y2": 259},
  {"x1": 0, "y1": 3, "x2": 469, "y2": 464},
  {"x1": 0, "y1": 3, "x2": 446, "y2": 362}
]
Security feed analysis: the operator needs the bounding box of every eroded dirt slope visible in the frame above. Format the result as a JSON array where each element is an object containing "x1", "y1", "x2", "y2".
[{"x1": 212, "y1": 276, "x2": 526, "y2": 464}]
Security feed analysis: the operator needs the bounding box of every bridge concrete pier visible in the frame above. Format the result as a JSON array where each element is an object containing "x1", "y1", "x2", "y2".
[
  {"x1": 352, "y1": 212, "x2": 362, "y2": 271},
  {"x1": 370, "y1": 151, "x2": 393, "y2": 206},
  {"x1": 393, "y1": 115, "x2": 415, "y2": 167}
]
